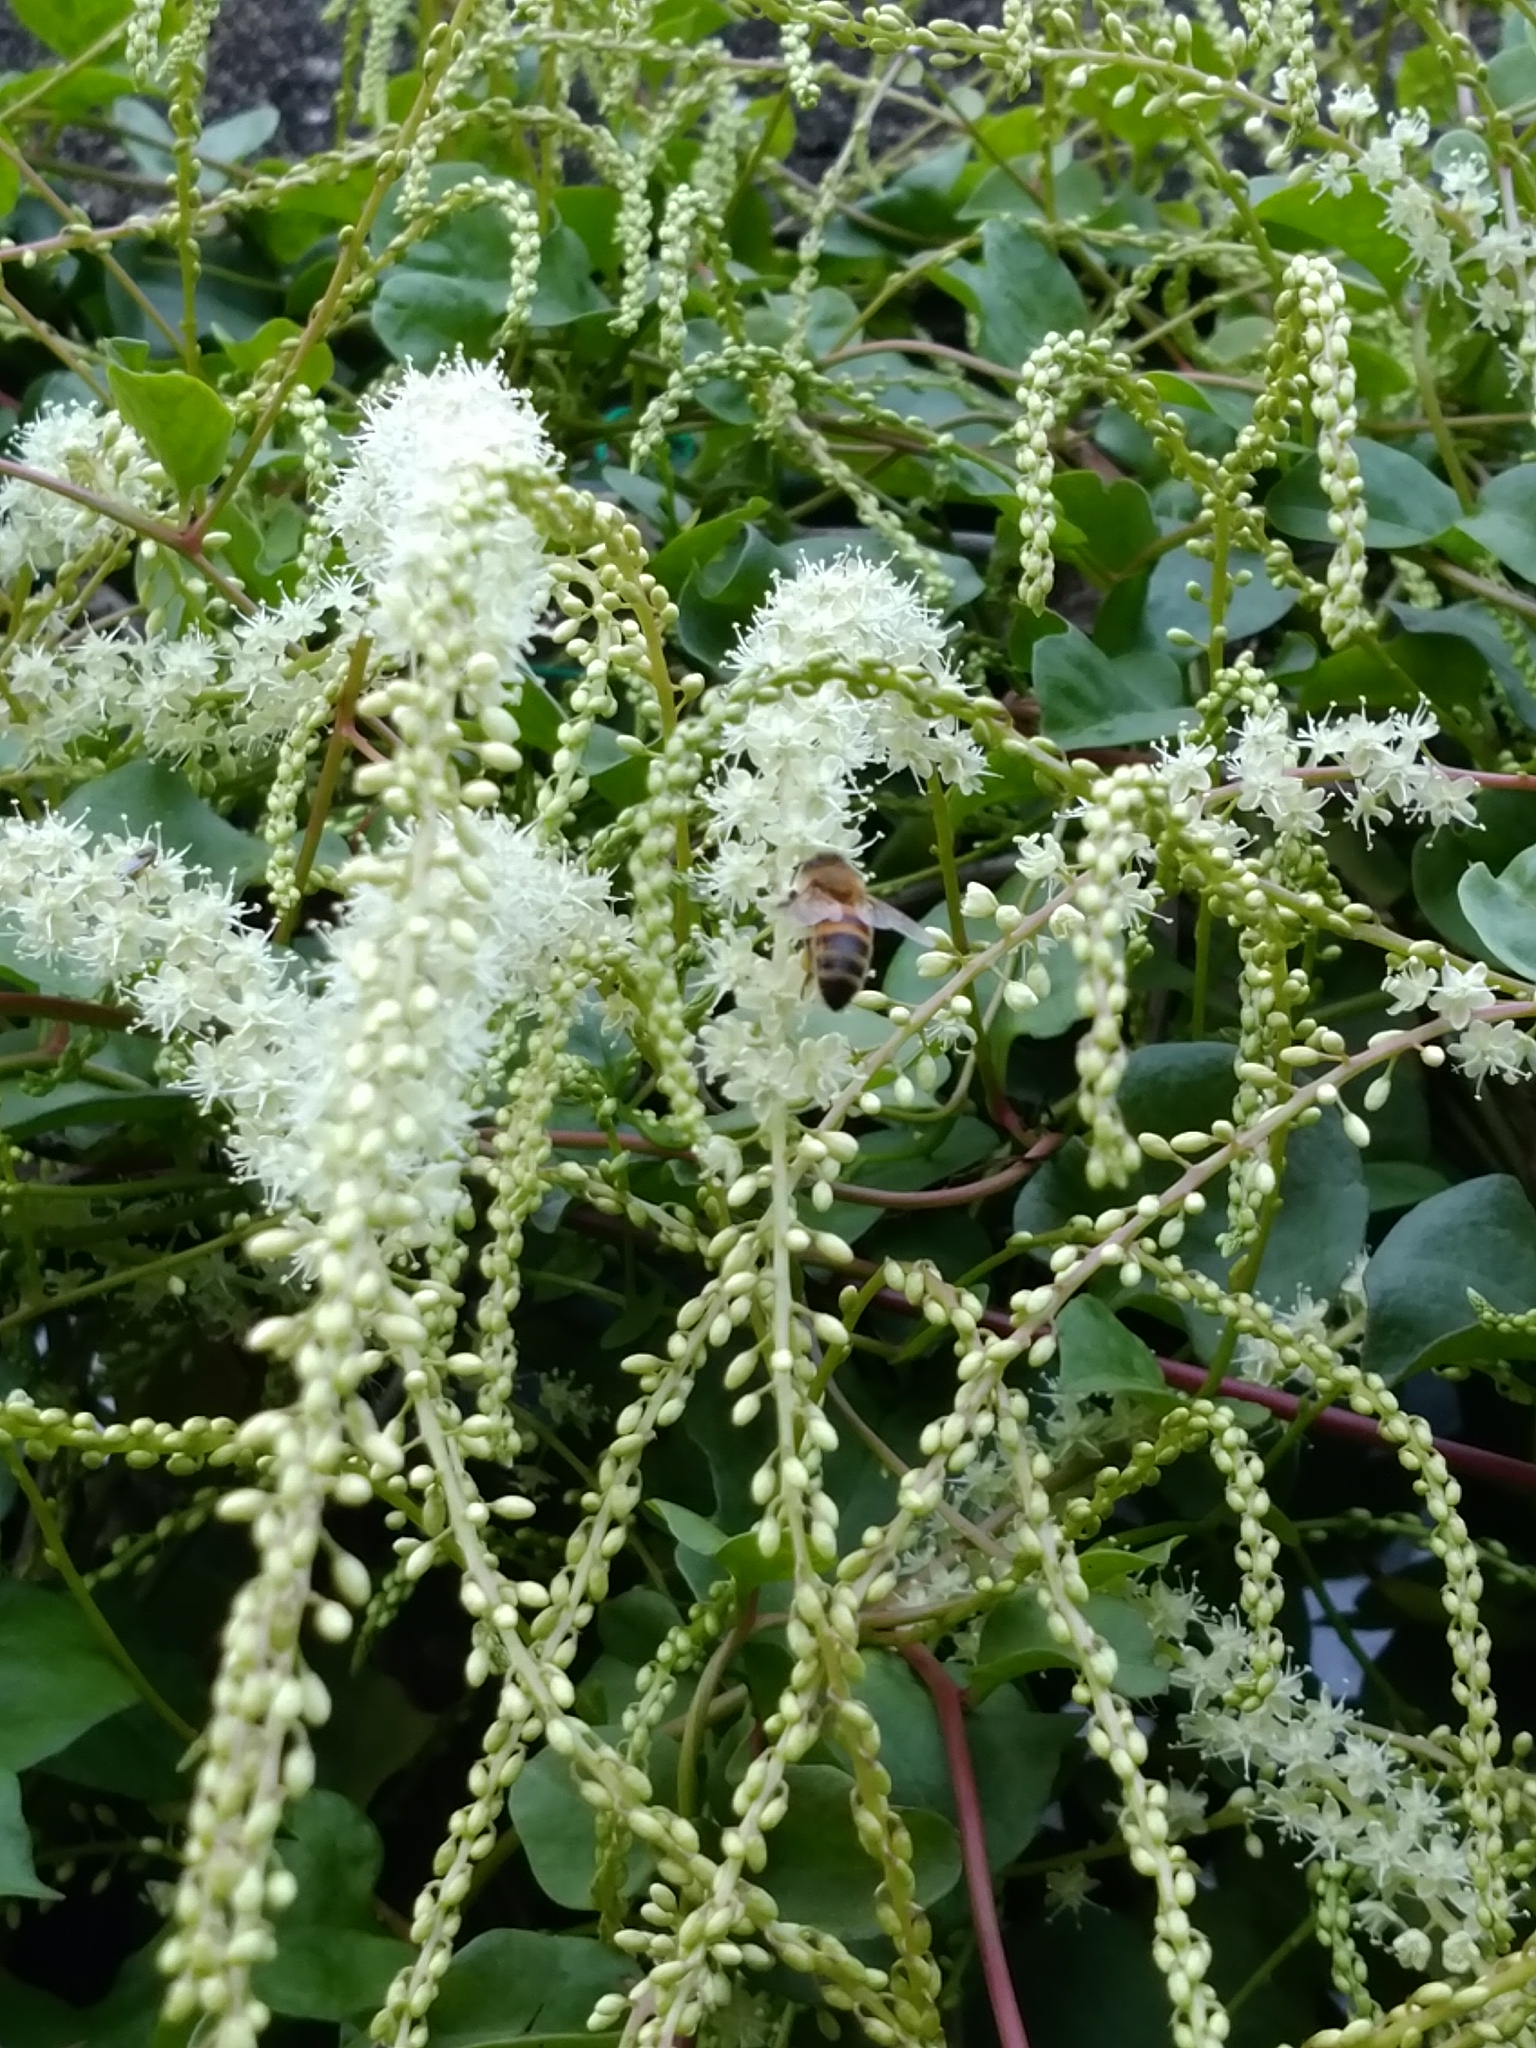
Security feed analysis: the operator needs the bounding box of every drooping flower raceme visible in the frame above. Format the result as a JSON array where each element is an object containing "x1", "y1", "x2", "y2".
[
  {"x1": 0, "y1": 809, "x2": 610, "y2": 1250},
  {"x1": 1170, "y1": 1600, "x2": 1492, "y2": 1978},
  {"x1": 3, "y1": 578, "x2": 369, "y2": 778},
  {"x1": 0, "y1": 401, "x2": 169, "y2": 581},
  {"x1": 696, "y1": 555, "x2": 988, "y2": 1116},
  {"x1": 323, "y1": 354, "x2": 558, "y2": 686}
]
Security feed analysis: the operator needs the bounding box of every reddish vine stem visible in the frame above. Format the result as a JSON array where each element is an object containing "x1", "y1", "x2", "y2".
[
  {"x1": 275, "y1": 632, "x2": 373, "y2": 944},
  {"x1": 849, "y1": 1279, "x2": 1536, "y2": 1494},
  {"x1": 899, "y1": 1642, "x2": 1030, "y2": 2048},
  {"x1": 0, "y1": 991, "x2": 133, "y2": 1028},
  {"x1": 543, "y1": 1128, "x2": 1047, "y2": 1208},
  {"x1": 1148, "y1": 1355, "x2": 1536, "y2": 1495},
  {"x1": 563, "y1": 1202, "x2": 1536, "y2": 1498}
]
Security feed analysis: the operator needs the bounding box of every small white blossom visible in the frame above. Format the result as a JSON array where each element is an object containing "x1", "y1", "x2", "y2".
[
  {"x1": 0, "y1": 403, "x2": 169, "y2": 581},
  {"x1": 1044, "y1": 1867, "x2": 1102, "y2": 1919},
  {"x1": 1450, "y1": 1016, "x2": 1531, "y2": 1091},
  {"x1": 323, "y1": 356, "x2": 558, "y2": 672},
  {"x1": 1383, "y1": 957, "x2": 1438, "y2": 1015},
  {"x1": 1173, "y1": 1604, "x2": 1486, "y2": 1972},
  {"x1": 1328, "y1": 84, "x2": 1377, "y2": 127},
  {"x1": 1229, "y1": 705, "x2": 1326, "y2": 835},
  {"x1": 1155, "y1": 737, "x2": 1218, "y2": 815},
  {"x1": 725, "y1": 552, "x2": 955, "y2": 694},
  {"x1": 696, "y1": 559, "x2": 988, "y2": 1116},
  {"x1": 1014, "y1": 831, "x2": 1069, "y2": 887},
  {"x1": 1429, "y1": 959, "x2": 1493, "y2": 1033}
]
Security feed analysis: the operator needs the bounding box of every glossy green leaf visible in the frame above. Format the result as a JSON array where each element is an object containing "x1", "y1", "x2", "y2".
[
  {"x1": 934, "y1": 218, "x2": 1087, "y2": 370},
  {"x1": 1032, "y1": 625, "x2": 1189, "y2": 748},
  {"x1": 10, "y1": 0, "x2": 130, "y2": 57},
  {"x1": 373, "y1": 166, "x2": 605, "y2": 362},
  {"x1": 104, "y1": 233, "x2": 283, "y2": 352},
  {"x1": 254, "y1": 1792, "x2": 411, "y2": 2021},
  {"x1": 1250, "y1": 174, "x2": 1412, "y2": 290},
  {"x1": 960, "y1": 1686, "x2": 1076, "y2": 1866},
  {"x1": 1365, "y1": 1161, "x2": 1451, "y2": 1213},
  {"x1": 957, "y1": 154, "x2": 1042, "y2": 221},
  {"x1": 0, "y1": 1772, "x2": 59, "y2": 1902},
  {"x1": 849, "y1": 1652, "x2": 1070, "y2": 1866},
  {"x1": 972, "y1": 1588, "x2": 1167, "y2": 1698},
  {"x1": 1015, "y1": 1047, "x2": 1367, "y2": 1354},
  {"x1": 650, "y1": 498, "x2": 771, "y2": 593},
  {"x1": 1457, "y1": 465, "x2": 1536, "y2": 583},
  {"x1": 372, "y1": 195, "x2": 516, "y2": 363},
  {"x1": 674, "y1": 524, "x2": 780, "y2": 665},
  {"x1": 1055, "y1": 1296, "x2": 1173, "y2": 1402},
  {"x1": 197, "y1": 104, "x2": 280, "y2": 177},
  {"x1": 862, "y1": 140, "x2": 971, "y2": 236},
  {"x1": 852, "y1": 1650, "x2": 950, "y2": 1812},
  {"x1": 215, "y1": 316, "x2": 333, "y2": 392},
  {"x1": 648, "y1": 1499, "x2": 730, "y2": 1556},
  {"x1": 1361, "y1": 1176, "x2": 1536, "y2": 1381},
  {"x1": 429, "y1": 1930, "x2": 631, "y2": 2046},
  {"x1": 1266, "y1": 438, "x2": 1461, "y2": 550},
  {"x1": 1115, "y1": 1039, "x2": 1237, "y2": 1137},
  {"x1": 510, "y1": 1740, "x2": 650, "y2": 1910},
  {"x1": 529, "y1": 222, "x2": 610, "y2": 327},
  {"x1": 1414, "y1": 792, "x2": 1536, "y2": 954},
  {"x1": 106, "y1": 364, "x2": 234, "y2": 499},
  {"x1": 0, "y1": 1942, "x2": 165, "y2": 2048},
  {"x1": 1458, "y1": 846, "x2": 1536, "y2": 978},
  {"x1": 759, "y1": 1765, "x2": 961, "y2": 1938},
  {"x1": 1051, "y1": 471, "x2": 1158, "y2": 577},
  {"x1": 0, "y1": 1582, "x2": 139, "y2": 1772},
  {"x1": 0, "y1": 1078, "x2": 190, "y2": 1138},
  {"x1": 796, "y1": 1114, "x2": 996, "y2": 1245},
  {"x1": 1143, "y1": 543, "x2": 1295, "y2": 654},
  {"x1": 1489, "y1": 40, "x2": 1536, "y2": 107},
  {"x1": 1385, "y1": 601, "x2": 1536, "y2": 730},
  {"x1": 60, "y1": 760, "x2": 268, "y2": 892}
]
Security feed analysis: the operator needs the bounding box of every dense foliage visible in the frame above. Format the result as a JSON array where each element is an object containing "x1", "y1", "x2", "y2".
[{"x1": 5, "y1": 4, "x2": 1536, "y2": 2048}]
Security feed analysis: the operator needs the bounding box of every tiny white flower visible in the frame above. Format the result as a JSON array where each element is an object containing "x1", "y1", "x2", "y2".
[
  {"x1": 0, "y1": 403, "x2": 169, "y2": 580},
  {"x1": 1328, "y1": 84, "x2": 1377, "y2": 127},
  {"x1": 324, "y1": 356, "x2": 558, "y2": 671},
  {"x1": 1450, "y1": 1016, "x2": 1530, "y2": 1090},
  {"x1": 1044, "y1": 1867, "x2": 1102, "y2": 1920},
  {"x1": 1429, "y1": 959, "x2": 1492, "y2": 1033},
  {"x1": 1383, "y1": 957, "x2": 1437, "y2": 1014}
]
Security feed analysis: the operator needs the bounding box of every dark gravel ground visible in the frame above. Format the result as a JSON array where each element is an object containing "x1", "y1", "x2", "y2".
[
  {"x1": 0, "y1": 2, "x2": 344, "y2": 154},
  {"x1": 0, "y1": 1, "x2": 1001, "y2": 187}
]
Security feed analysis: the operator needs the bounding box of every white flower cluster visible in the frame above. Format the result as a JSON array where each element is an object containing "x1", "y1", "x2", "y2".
[
  {"x1": 696, "y1": 556, "x2": 986, "y2": 1117},
  {"x1": 1308, "y1": 100, "x2": 1535, "y2": 339},
  {"x1": 1384, "y1": 955, "x2": 1532, "y2": 1089},
  {"x1": 0, "y1": 808, "x2": 610, "y2": 1246},
  {"x1": 323, "y1": 355, "x2": 558, "y2": 679},
  {"x1": 1224, "y1": 701, "x2": 1476, "y2": 839},
  {"x1": 704, "y1": 554, "x2": 986, "y2": 913},
  {"x1": 241, "y1": 815, "x2": 610, "y2": 1238},
  {"x1": 0, "y1": 402, "x2": 169, "y2": 581},
  {"x1": 1169, "y1": 1599, "x2": 1490, "y2": 1978},
  {"x1": 0, "y1": 811, "x2": 259, "y2": 992},
  {"x1": 2, "y1": 581, "x2": 366, "y2": 775}
]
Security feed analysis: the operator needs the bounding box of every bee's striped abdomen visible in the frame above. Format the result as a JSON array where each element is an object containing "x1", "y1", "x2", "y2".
[{"x1": 811, "y1": 919, "x2": 873, "y2": 1010}]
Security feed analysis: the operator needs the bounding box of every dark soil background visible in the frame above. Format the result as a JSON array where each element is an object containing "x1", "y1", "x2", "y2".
[
  {"x1": 0, "y1": 3, "x2": 344, "y2": 155},
  {"x1": 0, "y1": 0, "x2": 1001, "y2": 189}
]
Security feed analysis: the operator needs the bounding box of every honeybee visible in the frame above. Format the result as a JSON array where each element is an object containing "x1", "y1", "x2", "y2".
[{"x1": 784, "y1": 853, "x2": 929, "y2": 1011}]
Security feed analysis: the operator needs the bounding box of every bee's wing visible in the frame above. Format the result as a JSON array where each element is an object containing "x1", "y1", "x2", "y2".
[
  {"x1": 783, "y1": 886, "x2": 865, "y2": 927},
  {"x1": 866, "y1": 899, "x2": 932, "y2": 946}
]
